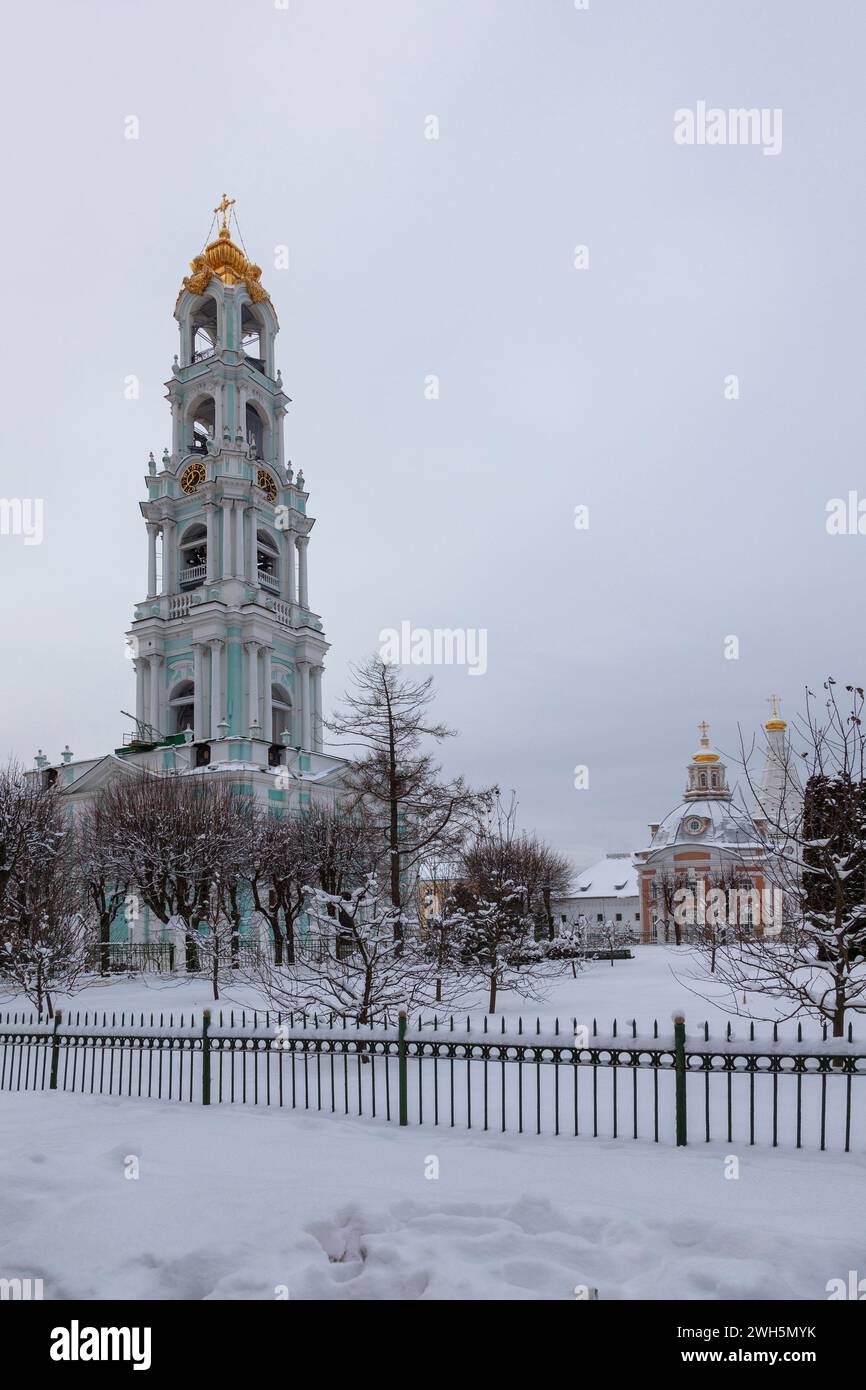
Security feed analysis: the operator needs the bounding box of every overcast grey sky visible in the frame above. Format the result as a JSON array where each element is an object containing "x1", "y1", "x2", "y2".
[{"x1": 1, "y1": 0, "x2": 864, "y2": 869}]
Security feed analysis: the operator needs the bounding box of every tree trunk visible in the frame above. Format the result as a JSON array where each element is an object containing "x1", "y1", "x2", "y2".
[
  {"x1": 185, "y1": 927, "x2": 200, "y2": 973},
  {"x1": 488, "y1": 971, "x2": 497, "y2": 1015},
  {"x1": 99, "y1": 917, "x2": 111, "y2": 975}
]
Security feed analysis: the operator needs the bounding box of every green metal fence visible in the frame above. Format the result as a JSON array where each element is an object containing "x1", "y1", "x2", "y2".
[{"x1": 1, "y1": 1008, "x2": 863, "y2": 1152}]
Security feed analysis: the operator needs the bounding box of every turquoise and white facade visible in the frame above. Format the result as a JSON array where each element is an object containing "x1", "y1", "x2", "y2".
[{"x1": 43, "y1": 206, "x2": 351, "y2": 942}]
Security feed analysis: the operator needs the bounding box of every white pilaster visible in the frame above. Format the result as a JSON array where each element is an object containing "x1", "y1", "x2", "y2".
[
  {"x1": 234, "y1": 501, "x2": 245, "y2": 579},
  {"x1": 209, "y1": 639, "x2": 223, "y2": 737},
  {"x1": 193, "y1": 642, "x2": 205, "y2": 740},
  {"x1": 262, "y1": 646, "x2": 272, "y2": 741},
  {"x1": 283, "y1": 527, "x2": 296, "y2": 603},
  {"x1": 246, "y1": 506, "x2": 256, "y2": 583},
  {"x1": 246, "y1": 641, "x2": 260, "y2": 736},
  {"x1": 160, "y1": 519, "x2": 176, "y2": 596},
  {"x1": 134, "y1": 659, "x2": 146, "y2": 725},
  {"x1": 146, "y1": 523, "x2": 158, "y2": 598},
  {"x1": 297, "y1": 536, "x2": 309, "y2": 609},
  {"x1": 311, "y1": 664, "x2": 323, "y2": 752},
  {"x1": 298, "y1": 660, "x2": 311, "y2": 751},
  {"x1": 205, "y1": 504, "x2": 217, "y2": 584},
  {"x1": 149, "y1": 655, "x2": 163, "y2": 738},
  {"x1": 220, "y1": 499, "x2": 233, "y2": 578}
]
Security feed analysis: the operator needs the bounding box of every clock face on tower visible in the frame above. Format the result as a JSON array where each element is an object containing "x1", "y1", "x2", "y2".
[
  {"x1": 180, "y1": 461, "x2": 206, "y2": 494},
  {"x1": 256, "y1": 468, "x2": 277, "y2": 503}
]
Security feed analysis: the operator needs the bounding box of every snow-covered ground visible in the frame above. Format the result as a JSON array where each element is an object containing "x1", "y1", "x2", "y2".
[
  {"x1": 1, "y1": 1088, "x2": 863, "y2": 1301},
  {"x1": 3, "y1": 947, "x2": 863, "y2": 1301}
]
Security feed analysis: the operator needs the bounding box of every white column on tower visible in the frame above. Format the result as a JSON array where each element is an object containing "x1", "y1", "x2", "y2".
[
  {"x1": 149, "y1": 656, "x2": 163, "y2": 737},
  {"x1": 220, "y1": 499, "x2": 233, "y2": 578},
  {"x1": 311, "y1": 664, "x2": 323, "y2": 752},
  {"x1": 296, "y1": 535, "x2": 309, "y2": 609},
  {"x1": 146, "y1": 523, "x2": 158, "y2": 598},
  {"x1": 262, "y1": 646, "x2": 272, "y2": 741},
  {"x1": 298, "y1": 660, "x2": 311, "y2": 751},
  {"x1": 282, "y1": 526, "x2": 296, "y2": 604},
  {"x1": 234, "y1": 502, "x2": 245, "y2": 579},
  {"x1": 160, "y1": 519, "x2": 175, "y2": 596},
  {"x1": 209, "y1": 639, "x2": 223, "y2": 737},
  {"x1": 246, "y1": 506, "x2": 257, "y2": 583},
  {"x1": 246, "y1": 641, "x2": 260, "y2": 736},
  {"x1": 275, "y1": 406, "x2": 286, "y2": 472},
  {"x1": 205, "y1": 504, "x2": 217, "y2": 584},
  {"x1": 134, "y1": 659, "x2": 146, "y2": 726},
  {"x1": 193, "y1": 642, "x2": 205, "y2": 740}
]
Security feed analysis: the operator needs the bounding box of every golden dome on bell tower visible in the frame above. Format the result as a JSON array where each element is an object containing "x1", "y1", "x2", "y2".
[{"x1": 179, "y1": 194, "x2": 270, "y2": 305}]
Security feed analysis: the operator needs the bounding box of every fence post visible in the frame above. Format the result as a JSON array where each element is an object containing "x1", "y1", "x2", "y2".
[
  {"x1": 674, "y1": 1013, "x2": 687, "y2": 1146},
  {"x1": 49, "y1": 1010, "x2": 63, "y2": 1091},
  {"x1": 201, "y1": 1009, "x2": 211, "y2": 1106},
  {"x1": 398, "y1": 1009, "x2": 408, "y2": 1126}
]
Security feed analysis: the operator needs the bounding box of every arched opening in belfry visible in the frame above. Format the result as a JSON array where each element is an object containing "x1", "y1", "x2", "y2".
[
  {"x1": 241, "y1": 303, "x2": 265, "y2": 371},
  {"x1": 168, "y1": 679, "x2": 194, "y2": 735},
  {"x1": 179, "y1": 523, "x2": 207, "y2": 588},
  {"x1": 271, "y1": 682, "x2": 293, "y2": 746},
  {"x1": 245, "y1": 401, "x2": 268, "y2": 461},
  {"x1": 188, "y1": 395, "x2": 216, "y2": 455},
  {"x1": 256, "y1": 527, "x2": 280, "y2": 593},
  {"x1": 190, "y1": 296, "x2": 219, "y2": 362}
]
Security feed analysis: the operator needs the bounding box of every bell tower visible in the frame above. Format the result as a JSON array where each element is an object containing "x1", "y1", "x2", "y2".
[
  {"x1": 127, "y1": 197, "x2": 327, "y2": 756},
  {"x1": 683, "y1": 721, "x2": 731, "y2": 801}
]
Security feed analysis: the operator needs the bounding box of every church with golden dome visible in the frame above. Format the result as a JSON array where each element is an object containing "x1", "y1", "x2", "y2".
[{"x1": 634, "y1": 706, "x2": 797, "y2": 941}]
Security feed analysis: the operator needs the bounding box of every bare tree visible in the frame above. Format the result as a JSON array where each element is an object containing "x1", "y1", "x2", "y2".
[
  {"x1": 461, "y1": 795, "x2": 572, "y2": 935},
  {"x1": 0, "y1": 764, "x2": 87, "y2": 1018},
  {"x1": 74, "y1": 790, "x2": 131, "y2": 975},
  {"x1": 101, "y1": 774, "x2": 246, "y2": 973},
  {"x1": 248, "y1": 876, "x2": 438, "y2": 1025},
  {"x1": 444, "y1": 882, "x2": 546, "y2": 1015},
  {"x1": 325, "y1": 656, "x2": 494, "y2": 929}
]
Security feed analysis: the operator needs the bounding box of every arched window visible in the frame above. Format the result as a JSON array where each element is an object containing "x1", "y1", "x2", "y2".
[
  {"x1": 271, "y1": 682, "x2": 293, "y2": 745},
  {"x1": 168, "y1": 679, "x2": 194, "y2": 734},
  {"x1": 241, "y1": 303, "x2": 265, "y2": 371},
  {"x1": 699, "y1": 772, "x2": 707, "y2": 788},
  {"x1": 189, "y1": 295, "x2": 219, "y2": 363},
  {"x1": 179, "y1": 523, "x2": 207, "y2": 588},
  {"x1": 256, "y1": 527, "x2": 280, "y2": 593},
  {"x1": 187, "y1": 394, "x2": 216, "y2": 455},
  {"x1": 711, "y1": 772, "x2": 718, "y2": 788},
  {"x1": 246, "y1": 401, "x2": 270, "y2": 461}
]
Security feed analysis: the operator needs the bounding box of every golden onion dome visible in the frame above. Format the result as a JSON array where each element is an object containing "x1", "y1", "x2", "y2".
[{"x1": 180, "y1": 196, "x2": 270, "y2": 304}]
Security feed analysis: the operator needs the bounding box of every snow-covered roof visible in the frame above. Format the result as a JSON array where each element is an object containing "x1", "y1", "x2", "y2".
[
  {"x1": 647, "y1": 799, "x2": 761, "y2": 853},
  {"x1": 569, "y1": 854, "x2": 638, "y2": 899}
]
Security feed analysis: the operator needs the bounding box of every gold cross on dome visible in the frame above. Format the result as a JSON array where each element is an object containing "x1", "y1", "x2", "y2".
[
  {"x1": 698, "y1": 720, "x2": 709, "y2": 742},
  {"x1": 768, "y1": 694, "x2": 782, "y2": 718},
  {"x1": 214, "y1": 193, "x2": 236, "y2": 231}
]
